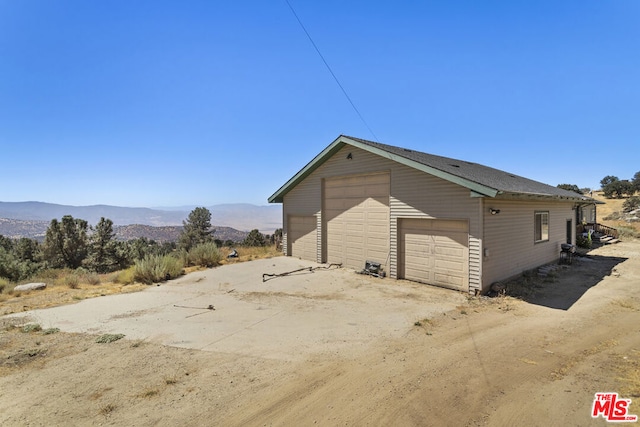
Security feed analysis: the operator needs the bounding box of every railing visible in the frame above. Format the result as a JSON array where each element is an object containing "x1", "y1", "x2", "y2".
[{"x1": 577, "y1": 223, "x2": 619, "y2": 239}]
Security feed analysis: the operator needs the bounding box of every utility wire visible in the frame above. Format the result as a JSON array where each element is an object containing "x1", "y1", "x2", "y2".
[{"x1": 285, "y1": 0, "x2": 379, "y2": 142}]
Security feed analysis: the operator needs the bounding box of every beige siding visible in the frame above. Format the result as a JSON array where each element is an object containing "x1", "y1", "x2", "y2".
[
  {"x1": 281, "y1": 142, "x2": 578, "y2": 293},
  {"x1": 282, "y1": 173, "x2": 321, "y2": 260},
  {"x1": 288, "y1": 215, "x2": 317, "y2": 260},
  {"x1": 389, "y1": 160, "x2": 482, "y2": 293},
  {"x1": 324, "y1": 172, "x2": 390, "y2": 270},
  {"x1": 482, "y1": 199, "x2": 575, "y2": 288},
  {"x1": 398, "y1": 218, "x2": 469, "y2": 291},
  {"x1": 282, "y1": 145, "x2": 482, "y2": 292}
]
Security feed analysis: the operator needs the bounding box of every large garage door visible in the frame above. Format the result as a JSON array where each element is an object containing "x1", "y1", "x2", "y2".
[
  {"x1": 289, "y1": 215, "x2": 317, "y2": 261},
  {"x1": 399, "y1": 218, "x2": 469, "y2": 291},
  {"x1": 324, "y1": 173, "x2": 389, "y2": 270}
]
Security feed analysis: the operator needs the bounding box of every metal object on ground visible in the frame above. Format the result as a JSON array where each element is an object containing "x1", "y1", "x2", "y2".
[
  {"x1": 357, "y1": 260, "x2": 385, "y2": 278},
  {"x1": 262, "y1": 263, "x2": 342, "y2": 282},
  {"x1": 559, "y1": 244, "x2": 575, "y2": 265},
  {"x1": 174, "y1": 304, "x2": 215, "y2": 310},
  {"x1": 173, "y1": 304, "x2": 216, "y2": 318}
]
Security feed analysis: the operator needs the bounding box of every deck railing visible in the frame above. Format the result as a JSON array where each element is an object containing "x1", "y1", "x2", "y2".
[{"x1": 577, "y1": 223, "x2": 619, "y2": 239}]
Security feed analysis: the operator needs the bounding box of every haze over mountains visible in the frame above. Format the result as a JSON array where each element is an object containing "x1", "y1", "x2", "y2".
[{"x1": 0, "y1": 201, "x2": 282, "y2": 240}]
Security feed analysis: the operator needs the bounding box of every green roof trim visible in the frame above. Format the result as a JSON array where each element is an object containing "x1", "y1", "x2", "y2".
[{"x1": 268, "y1": 137, "x2": 347, "y2": 203}]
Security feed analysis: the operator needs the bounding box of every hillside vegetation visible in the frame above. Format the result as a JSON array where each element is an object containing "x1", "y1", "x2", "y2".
[{"x1": 593, "y1": 192, "x2": 640, "y2": 237}]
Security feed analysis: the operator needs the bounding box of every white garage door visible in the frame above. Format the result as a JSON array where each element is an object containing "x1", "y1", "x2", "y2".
[
  {"x1": 324, "y1": 173, "x2": 389, "y2": 270},
  {"x1": 399, "y1": 218, "x2": 469, "y2": 291},
  {"x1": 288, "y1": 215, "x2": 317, "y2": 261}
]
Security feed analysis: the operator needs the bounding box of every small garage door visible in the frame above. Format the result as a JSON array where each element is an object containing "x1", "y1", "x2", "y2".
[
  {"x1": 399, "y1": 218, "x2": 468, "y2": 291},
  {"x1": 324, "y1": 172, "x2": 389, "y2": 270},
  {"x1": 288, "y1": 215, "x2": 317, "y2": 261}
]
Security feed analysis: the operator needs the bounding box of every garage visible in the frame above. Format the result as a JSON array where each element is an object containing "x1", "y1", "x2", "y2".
[
  {"x1": 398, "y1": 218, "x2": 469, "y2": 291},
  {"x1": 288, "y1": 215, "x2": 317, "y2": 261},
  {"x1": 323, "y1": 172, "x2": 390, "y2": 270}
]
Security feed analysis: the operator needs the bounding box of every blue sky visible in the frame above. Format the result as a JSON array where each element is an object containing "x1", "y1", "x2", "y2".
[{"x1": 1, "y1": 1, "x2": 638, "y2": 207}]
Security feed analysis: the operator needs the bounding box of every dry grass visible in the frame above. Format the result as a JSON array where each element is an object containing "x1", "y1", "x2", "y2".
[
  {"x1": 139, "y1": 388, "x2": 159, "y2": 398},
  {"x1": 616, "y1": 350, "x2": 640, "y2": 398},
  {"x1": 551, "y1": 339, "x2": 619, "y2": 381},
  {"x1": 0, "y1": 281, "x2": 148, "y2": 316},
  {"x1": 593, "y1": 192, "x2": 640, "y2": 235},
  {"x1": 95, "y1": 334, "x2": 125, "y2": 343},
  {"x1": 99, "y1": 403, "x2": 116, "y2": 416},
  {"x1": 221, "y1": 245, "x2": 283, "y2": 264},
  {"x1": 0, "y1": 245, "x2": 282, "y2": 316}
]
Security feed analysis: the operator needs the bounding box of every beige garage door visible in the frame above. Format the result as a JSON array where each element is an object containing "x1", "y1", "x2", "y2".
[
  {"x1": 289, "y1": 215, "x2": 317, "y2": 261},
  {"x1": 399, "y1": 218, "x2": 469, "y2": 291},
  {"x1": 324, "y1": 172, "x2": 389, "y2": 270}
]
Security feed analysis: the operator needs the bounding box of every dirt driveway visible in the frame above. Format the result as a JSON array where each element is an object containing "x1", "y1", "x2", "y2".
[{"x1": 1, "y1": 241, "x2": 639, "y2": 426}]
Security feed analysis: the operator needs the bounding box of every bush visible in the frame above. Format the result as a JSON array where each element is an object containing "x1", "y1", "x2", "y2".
[
  {"x1": 113, "y1": 267, "x2": 136, "y2": 285},
  {"x1": 175, "y1": 249, "x2": 189, "y2": 267},
  {"x1": 617, "y1": 226, "x2": 640, "y2": 239},
  {"x1": 576, "y1": 234, "x2": 592, "y2": 249},
  {"x1": 133, "y1": 255, "x2": 183, "y2": 284},
  {"x1": 0, "y1": 277, "x2": 8, "y2": 294},
  {"x1": 623, "y1": 196, "x2": 640, "y2": 213},
  {"x1": 22, "y1": 323, "x2": 42, "y2": 333},
  {"x1": 83, "y1": 272, "x2": 101, "y2": 286},
  {"x1": 187, "y1": 242, "x2": 222, "y2": 267},
  {"x1": 64, "y1": 274, "x2": 80, "y2": 289}
]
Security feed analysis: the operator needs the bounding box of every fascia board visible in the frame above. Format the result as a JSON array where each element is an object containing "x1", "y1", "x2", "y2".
[{"x1": 267, "y1": 138, "x2": 346, "y2": 203}]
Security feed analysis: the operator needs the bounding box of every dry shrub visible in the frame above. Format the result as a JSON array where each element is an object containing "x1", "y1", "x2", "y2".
[
  {"x1": 187, "y1": 242, "x2": 222, "y2": 267},
  {"x1": 95, "y1": 333, "x2": 125, "y2": 343},
  {"x1": 133, "y1": 255, "x2": 183, "y2": 284},
  {"x1": 64, "y1": 274, "x2": 80, "y2": 289},
  {"x1": 84, "y1": 273, "x2": 101, "y2": 286},
  {"x1": 113, "y1": 267, "x2": 136, "y2": 285}
]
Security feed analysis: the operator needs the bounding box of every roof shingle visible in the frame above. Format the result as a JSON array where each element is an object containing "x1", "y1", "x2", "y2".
[{"x1": 345, "y1": 135, "x2": 588, "y2": 200}]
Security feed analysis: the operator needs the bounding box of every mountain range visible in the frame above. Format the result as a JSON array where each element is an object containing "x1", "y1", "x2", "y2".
[{"x1": 0, "y1": 201, "x2": 282, "y2": 241}]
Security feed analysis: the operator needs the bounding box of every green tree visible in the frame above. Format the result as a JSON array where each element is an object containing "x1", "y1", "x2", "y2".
[
  {"x1": 623, "y1": 196, "x2": 640, "y2": 213},
  {"x1": 42, "y1": 215, "x2": 88, "y2": 269},
  {"x1": 0, "y1": 235, "x2": 13, "y2": 252},
  {"x1": 619, "y1": 180, "x2": 635, "y2": 198},
  {"x1": 557, "y1": 184, "x2": 581, "y2": 194},
  {"x1": 600, "y1": 175, "x2": 619, "y2": 189},
  {"x1": 85, "y1": 217, "x2": 119, "y2": 273},
  {"x1": 179, "y1": 207, "x2": 214, "y2": 251},
  {"x1": 632, "y1": 171, "x2": 640, "y2": 194},
  {"x1": 15, "y1": 238, "x2": 39, "y2": 263},
  {"x1": 243, "y1": 229, "x2": 266, "y2": 247},
  {"x1": 604, "y1": 179, "x2": 634, "y2": 199}
]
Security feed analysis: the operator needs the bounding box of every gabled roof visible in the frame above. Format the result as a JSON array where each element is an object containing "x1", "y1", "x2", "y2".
[{"x1": 268, "y1": 135, "x2": 596, "y2": 204}]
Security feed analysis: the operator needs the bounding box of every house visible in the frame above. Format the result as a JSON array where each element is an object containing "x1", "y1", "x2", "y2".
[{"x1": 268, "y1": 135, "x2": 597, "y2": 294}]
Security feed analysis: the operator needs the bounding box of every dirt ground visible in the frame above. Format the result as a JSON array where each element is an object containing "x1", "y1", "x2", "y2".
[{"x1": 1, "y1": 240, "x2": 639, "y2": 426}]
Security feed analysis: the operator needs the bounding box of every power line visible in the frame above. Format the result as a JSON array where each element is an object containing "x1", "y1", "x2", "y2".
[{"x1": 285, "y1": 0, "x2": 379, "y2": 142}]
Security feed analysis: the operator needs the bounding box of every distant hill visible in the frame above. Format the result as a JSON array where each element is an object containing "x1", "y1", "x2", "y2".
[
  {"x1": 0, "y1": 201, "x2": 282, "y2": 233},
  {"x1": 0, "y1": 218, "x2": 248, "y2": 243},
  {"x1": 0, "y1": 201, "x2": 185, "y2": 226},
  {"x1": 113, "y1": 224, "x2": 248, "y2": 243},
  {"x1": 0, "y1": 218, "x2": 49, "y2": 240}
]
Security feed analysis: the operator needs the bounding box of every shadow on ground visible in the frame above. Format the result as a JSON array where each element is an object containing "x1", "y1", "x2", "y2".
[{"x1": 506, "y1": 253, "x2": 628, "y2": 310}]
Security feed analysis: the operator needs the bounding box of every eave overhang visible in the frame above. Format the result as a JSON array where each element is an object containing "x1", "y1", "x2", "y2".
[{"x1": 268, "y1": 135, "x2": 500, "y2": 203}]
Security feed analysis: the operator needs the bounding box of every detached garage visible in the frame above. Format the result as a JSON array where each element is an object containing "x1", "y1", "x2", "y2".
[
  {"x1": 269, "y1": 135, "x2": 596, "y2": 294},
  {"x1": 398, "y1": 218, "x2": 469, "y2": 291}
]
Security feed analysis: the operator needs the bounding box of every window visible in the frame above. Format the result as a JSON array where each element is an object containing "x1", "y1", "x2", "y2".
[{"x1": 535, "y1": 212, "x2": 549, "y2": 243}]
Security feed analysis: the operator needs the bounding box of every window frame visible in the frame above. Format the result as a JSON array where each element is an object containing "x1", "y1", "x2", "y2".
[{"x1": 534, "y1": 211, "x2": 549, "y2": 243}]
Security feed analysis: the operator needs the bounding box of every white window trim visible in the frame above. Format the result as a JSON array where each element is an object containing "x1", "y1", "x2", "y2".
[{"x1": 535, "y1": 211, "x2": 549, "y2": 243}]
